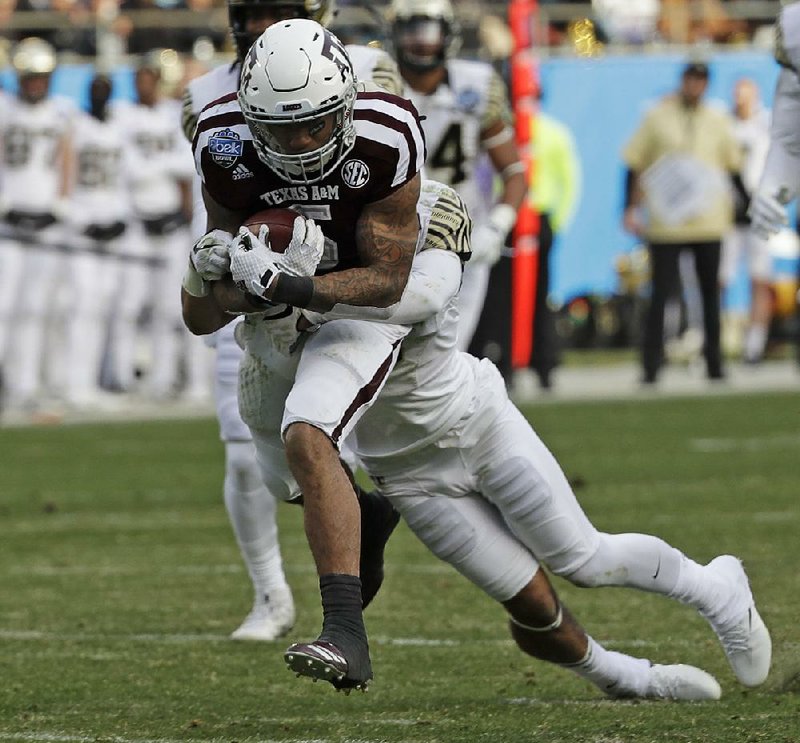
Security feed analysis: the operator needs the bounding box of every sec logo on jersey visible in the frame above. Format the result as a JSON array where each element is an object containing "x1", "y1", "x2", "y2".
[{"x1": 342, "y1": 159, "x2": 370, "y2": 188}]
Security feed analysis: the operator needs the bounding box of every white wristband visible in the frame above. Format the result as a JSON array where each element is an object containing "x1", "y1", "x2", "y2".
[
  {"x1": 182, "y1": 260, "x2": 209, "y2": 297},
  {"x1": 489, "y1": 203, "x2": 518, "y2": 236}
]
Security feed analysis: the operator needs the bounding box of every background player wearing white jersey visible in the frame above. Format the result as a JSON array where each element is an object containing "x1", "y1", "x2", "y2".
[
  {"x1": 180, "y1": 0, "x2": 404, "y2": 643},
  {"x1": 0, "y1": 37, "x2": 74, "y2": 413},
  {"x1": 720, "y1": 78, "x2": 774, "y2": 364},
  {"x1": 183, "y1": 20, "x2": 425, "y2": 690},
  {"x1": 108, "y1": 56, "x2": 196, "y2": 399},
  {"x1": 61, "y1": 75, "x2": 131, "y2": 408},
  {"x1": 390, "y1": 0, "x2": 527, "y2": 352}
]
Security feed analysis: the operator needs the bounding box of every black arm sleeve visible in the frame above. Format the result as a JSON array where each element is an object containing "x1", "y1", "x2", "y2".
[
  {"x1": 624, "y1": 168, "x2": 637, "y2": 209},
  {"x1": 731, "y1": 172, "x2": 750, "y2": 225}
]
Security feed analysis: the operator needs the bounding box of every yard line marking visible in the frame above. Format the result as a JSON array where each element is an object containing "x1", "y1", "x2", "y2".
[
  {"x1": 8, "y1": 563, "x2": 453, "y2": 577},
  {"x1": 0, "y1": 733, "x2": 394, "y2": 743},
  {"x1": 0, "y1": 629, "x2": 703, "y2": 650},
  {"x1": 689, "y1": 433, "x2": 800, "y2": 453}
]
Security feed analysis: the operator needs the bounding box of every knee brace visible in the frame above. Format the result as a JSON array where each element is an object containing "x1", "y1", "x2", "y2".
[{"x1": 225, "y1": 441, "x2": 262, "y2": 494}]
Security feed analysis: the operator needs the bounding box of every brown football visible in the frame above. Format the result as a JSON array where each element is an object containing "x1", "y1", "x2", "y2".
[{"x1": 241, "y1": 207, "x2": 300, "y2": 253}]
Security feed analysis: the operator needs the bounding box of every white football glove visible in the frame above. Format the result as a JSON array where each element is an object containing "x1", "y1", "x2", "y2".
[
  {"x1": 470, "y1": 220, "x2": 506, "y2": 265},
  {"x1": 191, "y1": 229, "x2": 233, "y2": 281},
  {"x1": 229, "y1": 217, "x2": 324, "y2": 298},
  {"x1": 469, "y1": 204, "x2": 517, "y2": 266},
  {"x1": 749, "y1": 188, "x2": 790, "y2": 240}
]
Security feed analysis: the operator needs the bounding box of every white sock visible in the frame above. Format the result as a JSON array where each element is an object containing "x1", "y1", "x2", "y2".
[
  {"x1": 224, "y1": 442, "x2": 288, "y2": 600},
  {"x1": 564, "y1": 636, "x2": 651, "y2": 697},
  {"x1": 744, "y1": 324, "x2": 768, "y2": 361}
]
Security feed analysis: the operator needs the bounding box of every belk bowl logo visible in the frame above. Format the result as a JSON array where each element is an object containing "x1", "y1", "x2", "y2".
[
  {"x1": 209, "y1": 128, "x2": 243, "y2": 169},
  {"x1": 342, "y1": 159, "x2": 370, "y2": 188},
  {"x1": 456, "y1": 88, "x2": 481, "y2": 113}
]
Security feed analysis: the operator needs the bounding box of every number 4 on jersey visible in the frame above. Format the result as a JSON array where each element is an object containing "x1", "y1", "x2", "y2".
[{"x1": 428, "y1": 122, "x2": 466, "y2": 185}]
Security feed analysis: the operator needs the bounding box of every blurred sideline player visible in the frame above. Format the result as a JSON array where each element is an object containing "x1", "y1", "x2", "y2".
[
  {"x1": 108, "y1": 54, "x2": 195, "y2": 399},
  {"x1": 0, "y1": 38, "x2": 74, "y2": 412},
  {"x1": 749, "y1": 1, "x2": 800, "y2": 366},
  {"x1": 719, "y1": 78, "x2": 773, "y2": 364},
  {"x1": 390, "y1": 0, "x2": 527, "y2": 351},
  {"x1": 751, "y1": 1, "x2": 800, "y2": 238},
  {"x1": 180, "y1": 0, "x2": 403, "y2": 641},
  {"x1": 61, "y1": 75, "x2": 131, "y2": 408}
]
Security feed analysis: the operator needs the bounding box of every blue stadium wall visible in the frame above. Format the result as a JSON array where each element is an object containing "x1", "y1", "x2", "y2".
[{"x1": 0, "y1": 51, "x2": 787, "y2": 309}]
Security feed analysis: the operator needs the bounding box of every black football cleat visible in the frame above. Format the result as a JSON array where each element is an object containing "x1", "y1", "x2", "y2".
[{"x1": 285, "y1": 640, "x2": 372, "y2": 691}]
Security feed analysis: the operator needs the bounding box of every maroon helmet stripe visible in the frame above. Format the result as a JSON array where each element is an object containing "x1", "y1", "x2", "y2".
[{"x1": 330, "y1": 338, "x2": 402, "y2": 445}]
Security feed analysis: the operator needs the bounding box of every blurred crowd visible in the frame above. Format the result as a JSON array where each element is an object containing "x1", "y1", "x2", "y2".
[{"x1": 0, "y1": 1, "x2": 784, "y2": 59}]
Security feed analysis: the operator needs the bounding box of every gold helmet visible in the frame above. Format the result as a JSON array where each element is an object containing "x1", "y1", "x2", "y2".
[
  {"x1": 227, "y1": 0, "x2": 337, "y2": 61},
  {"x1": 11, "y1": 37, "x2": 57, "y2": 76}
]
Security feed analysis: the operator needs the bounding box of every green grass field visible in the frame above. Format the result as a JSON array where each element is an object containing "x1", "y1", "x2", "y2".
[{"x1": 1, "y1": 391, "x2": 799, "y2": 743}]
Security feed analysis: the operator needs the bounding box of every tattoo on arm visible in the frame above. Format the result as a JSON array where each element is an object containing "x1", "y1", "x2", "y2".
[{"x1": 308, "y1": 174, "x2": 420, "y2": 312}]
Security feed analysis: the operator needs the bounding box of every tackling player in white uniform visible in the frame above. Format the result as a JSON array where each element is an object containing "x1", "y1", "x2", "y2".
[
  {"x1": 0, "y1": 38, "x2": 74, "y2": 412},
  {"x1": 347, "y1": 229, "x2": 772, "y2": 696},
  {"x1": 292, "y1": 173, "x2": 769, "y2": 697},
  {"x1": 390, "y1": 0, "x2": 527, "y2": 351},
  {"x1": 181, "y1": 0, "x2": 405, "y2": 642},
  {"x1": 61, "y1": 75, "x2": 131, "y2": 407},
  {"x1": 108, "y1": 56, "x2": 195, "y2": 399}
]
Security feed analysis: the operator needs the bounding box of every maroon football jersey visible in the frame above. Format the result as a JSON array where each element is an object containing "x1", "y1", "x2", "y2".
[{"x1": 193, "y1": 88, "x2": 426, "y2": 273}]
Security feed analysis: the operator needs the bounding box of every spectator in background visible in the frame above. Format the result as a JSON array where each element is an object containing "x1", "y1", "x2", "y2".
[
  {"x1": 523, "y1": 84, "x2": 581, "y2": 392},
  {"x1": 659, "y1": 0, "x2": 749, "y2": 44},
  {"x1": 621, "y1": 61, "x2": 744, "y2": 385},
  {"x1": 719, "y1": 78, "x2": 773, "y2": 365},
  {"x1": 592, "y1": 0, "x2": 660, "y2": 45}
]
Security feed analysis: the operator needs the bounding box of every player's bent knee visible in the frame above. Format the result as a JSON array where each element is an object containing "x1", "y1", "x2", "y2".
[
  {"x1": 283, "y1": 421, "x2": 337, "y2": 468},
  {"x1": 558, "y1": 540, "x2": 617, "y2": 588}
]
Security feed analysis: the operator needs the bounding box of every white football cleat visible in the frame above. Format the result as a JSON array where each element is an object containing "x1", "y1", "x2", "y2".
[
  {"x1": 701, "y1": 555, "x2": 772, "y2": 687},
  {"x1": 231, "y1": 585, "x2": 296, "y2": 642},
  {"x1": 643, "y1": 664, "x2": 722, "y2": 701}
]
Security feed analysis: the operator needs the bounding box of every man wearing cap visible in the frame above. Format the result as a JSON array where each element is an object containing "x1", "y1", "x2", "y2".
[{"x1": 621, "y1": 62, "x2": 744, "y2": 384}]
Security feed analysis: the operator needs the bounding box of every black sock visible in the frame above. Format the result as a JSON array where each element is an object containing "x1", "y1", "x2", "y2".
[{"x1": 318, "y1": 573, "x2": 372, "y2": 679}]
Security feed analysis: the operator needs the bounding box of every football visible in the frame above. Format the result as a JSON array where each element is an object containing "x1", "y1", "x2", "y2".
[{"x1": 241, "y1": 207, "x2": 300, "y2": 253}]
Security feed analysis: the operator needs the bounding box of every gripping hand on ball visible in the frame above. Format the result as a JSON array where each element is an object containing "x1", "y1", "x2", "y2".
[
  {"x1": 229, "y1": 226, "x2": 283, "y2": 298},
  {"x1": 283, "y1": 216, "x2": 325, "y2": 277},
  {"x1": 191, "y1": 229, "x2": 233, "y2": 281}
]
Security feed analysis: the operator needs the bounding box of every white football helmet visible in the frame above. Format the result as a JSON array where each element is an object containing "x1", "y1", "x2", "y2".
[
  {"x1": 227, "y1": 0, "x2": 337, "y2": 61},
  {"x1": 389, "y1": 0, "x2": 461, "y2": 72},
  {"x1": 11, "y1": 37, "x2": 57, "y2": 76},
  {"x1": 238, "y1": 19, "x2": 357, "y2": 184}
]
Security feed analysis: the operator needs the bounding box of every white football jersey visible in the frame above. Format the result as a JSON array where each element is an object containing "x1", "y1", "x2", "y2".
[
  {"x1": 405, "y1": 58, "x2": 512, "y2": 224},
  {"x1": 114, "y1": 100, "x2": 194, "y2": 218},
  {"x1": 732, "y1": 107, "x2": 771, "y2": 194},
  {"x1": 70, "y1": 111, "x2": 130, "y2": 224},
  {"x1": 0, "y1": 96, "x2": 73, "y2": 213}
]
